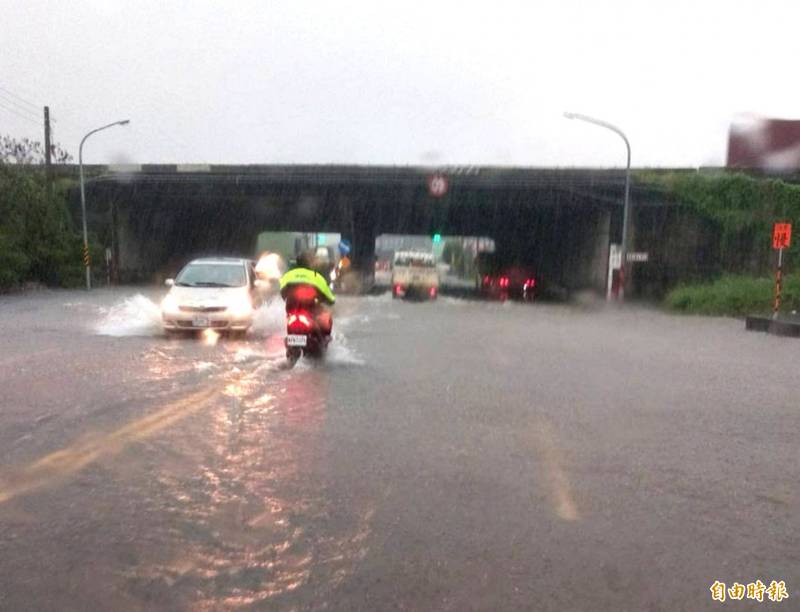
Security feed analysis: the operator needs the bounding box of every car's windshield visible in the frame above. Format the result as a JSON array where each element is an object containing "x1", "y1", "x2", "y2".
[{"x1": 176, "y1": 263, "x2": 246, "y2": 287}]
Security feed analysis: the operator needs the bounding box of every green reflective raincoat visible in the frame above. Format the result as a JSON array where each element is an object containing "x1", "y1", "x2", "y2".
[{"x1": 279, "y1": 268, "x2": 336, "y2": 304}]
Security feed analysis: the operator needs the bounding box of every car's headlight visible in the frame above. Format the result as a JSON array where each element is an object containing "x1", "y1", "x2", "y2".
[
  {"x1": 161, "y1": 294, "x2": 180, "y2": 315},
  {"x1": 227, "y1": 295, "x2": 253, "y2": 317}
]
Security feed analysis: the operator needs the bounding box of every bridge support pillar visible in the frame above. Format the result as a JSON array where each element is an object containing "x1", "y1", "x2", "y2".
[{"x1": 339, "y1": 197, "x2": 377, "y2": 292}]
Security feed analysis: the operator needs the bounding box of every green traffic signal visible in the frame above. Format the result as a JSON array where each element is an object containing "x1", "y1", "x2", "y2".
[{"x1": 433, "y1": 233, "x2": 442, "y2": 244}]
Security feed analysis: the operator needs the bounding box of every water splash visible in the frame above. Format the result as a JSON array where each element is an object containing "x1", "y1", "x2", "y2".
[
  {"x1": 325, "y1": 332, "x2": 364, "y2": 366},
  {"x1": 326, "y1": 343, "x2": 365, "y2": 366},
  {"x1": 250, "y1": 299, "x2": 287, "y2": 337},
  {"x1": 94, "y1": 294, "x2": 163, "y2": 337}
]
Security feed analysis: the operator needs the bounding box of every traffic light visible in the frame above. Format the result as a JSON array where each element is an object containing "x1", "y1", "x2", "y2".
[{"x1": 433, "y1": 233, "x2": 442, "y2": 244}]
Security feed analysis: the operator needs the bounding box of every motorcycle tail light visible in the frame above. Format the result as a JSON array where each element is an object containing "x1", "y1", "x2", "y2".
[{"x1": 287, "y1": 311, "x2": 313, "y2": 330}]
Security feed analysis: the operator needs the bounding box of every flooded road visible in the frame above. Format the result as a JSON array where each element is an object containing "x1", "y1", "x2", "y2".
[{"x1": 0, "y1": 289, "x2": 798, "y2": 610}]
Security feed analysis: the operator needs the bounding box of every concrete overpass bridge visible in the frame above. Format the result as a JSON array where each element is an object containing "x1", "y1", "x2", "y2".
[{"x1": 63, "y1": 164, "x2": 691, "y2": 295}]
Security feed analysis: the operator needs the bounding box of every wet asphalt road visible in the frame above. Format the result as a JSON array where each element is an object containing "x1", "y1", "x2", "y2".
[{"x1": 0, "y1": 288, "x2": 798, "y2": 611}]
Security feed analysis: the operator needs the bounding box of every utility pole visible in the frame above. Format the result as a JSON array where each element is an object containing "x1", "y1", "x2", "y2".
[{"x1": 43, "y1": 106, "x2": 52, "y2": 190}]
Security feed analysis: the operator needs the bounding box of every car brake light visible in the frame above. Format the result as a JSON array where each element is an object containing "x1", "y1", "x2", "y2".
[
  {"x1": 499, "y1": 277, "x2": 509, "y2": 288},
  {"x1": 483, "y1": 275, "x2": 490, "y2": 285},
  {"x1": 394, "y1": 284, "x2": 404, "y2": 295}
]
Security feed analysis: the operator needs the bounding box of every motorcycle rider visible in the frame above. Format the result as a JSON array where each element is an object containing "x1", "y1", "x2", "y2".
[
  {"x1": 279, "y1": 250, "x2": 336, "y2": 335},
  {"x1": 333, "y1": 239, "x2": 352, "y2": 289}
]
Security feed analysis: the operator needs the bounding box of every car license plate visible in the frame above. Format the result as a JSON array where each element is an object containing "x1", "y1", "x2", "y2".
[
  {"x1": 192, "y1": 315, "x2": 209, "y2": 327},
  {"x1": 286, "y1": 334, "x2": 308, "y2": 347}
]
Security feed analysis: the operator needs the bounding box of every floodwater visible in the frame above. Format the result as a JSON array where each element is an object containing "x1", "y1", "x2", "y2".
[{"x1": 0, "y1": 288, "x2": 798, "y2": 610}]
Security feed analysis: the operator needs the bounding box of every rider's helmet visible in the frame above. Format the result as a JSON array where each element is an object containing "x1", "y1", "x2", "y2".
[{"x1": 296, "y1": 249, "x2": 316, "y2": 269}]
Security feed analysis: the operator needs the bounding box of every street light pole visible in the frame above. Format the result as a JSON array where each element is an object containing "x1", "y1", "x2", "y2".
[
  {"x1": 79, "y1": 119, "x2": 130, "y2": 290},
  {"x1": 564, "y1": 112, "x2": 631, "y2": 300}
]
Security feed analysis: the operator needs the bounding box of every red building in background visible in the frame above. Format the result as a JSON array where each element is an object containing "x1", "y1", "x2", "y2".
[{"x1": 727, "y1": 117, "x2": 800, "y2": 172}]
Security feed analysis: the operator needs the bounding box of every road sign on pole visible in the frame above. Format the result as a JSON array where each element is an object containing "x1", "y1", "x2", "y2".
[
  {"x1": 626, "y1": 251, "x2": 649, "y2": 263},
  {"x1": 772, "y1": 222, "x2": 791, "y2": 318},
  {"x1": 427, "y1": 174, "x2": 448, "y2": 198},
  {"x1": 773, "y1": 222, "x2": 792, "y2": 250}
]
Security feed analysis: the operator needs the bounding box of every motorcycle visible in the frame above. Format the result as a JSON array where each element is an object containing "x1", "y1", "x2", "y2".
[{"x1": 284, "y1": 285, "x2": 332, "y2": 364}]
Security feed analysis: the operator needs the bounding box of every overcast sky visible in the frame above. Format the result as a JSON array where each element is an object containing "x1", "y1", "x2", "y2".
[{"x1": 2, "y1": 0, "x2": 798, "y2": 167}]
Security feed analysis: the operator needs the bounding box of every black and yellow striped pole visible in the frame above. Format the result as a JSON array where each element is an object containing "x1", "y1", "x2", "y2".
[{"x1": 82, "y1": 242, "x2": 92, "y2": 288}]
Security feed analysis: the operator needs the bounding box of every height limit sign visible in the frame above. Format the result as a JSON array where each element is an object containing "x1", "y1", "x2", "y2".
[{"x1": 427, "y1": 174, "x2": 448, "y2": 198}]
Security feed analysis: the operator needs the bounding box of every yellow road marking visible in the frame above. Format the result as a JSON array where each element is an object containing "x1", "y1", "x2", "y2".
[
  {"x1": 0, "y1": 386, "x2": 218, "y2": 505},
  {"x1": 521, "y1": 418, "x2": 580, "y2": 521}
]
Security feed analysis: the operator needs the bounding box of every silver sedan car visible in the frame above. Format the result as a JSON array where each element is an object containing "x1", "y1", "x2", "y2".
[{"x1": 161, "y1": 257, "x2": 266, "y2": 333}]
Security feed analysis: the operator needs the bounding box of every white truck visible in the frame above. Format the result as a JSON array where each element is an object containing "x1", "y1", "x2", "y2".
[{"x1": 391, "y1": 251, "x2": 439, "y2": 300}]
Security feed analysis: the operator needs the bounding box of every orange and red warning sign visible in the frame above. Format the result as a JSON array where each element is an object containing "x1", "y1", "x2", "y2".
[{"x1": 772, "y1": 222, "x2": 792, "y2": 250}]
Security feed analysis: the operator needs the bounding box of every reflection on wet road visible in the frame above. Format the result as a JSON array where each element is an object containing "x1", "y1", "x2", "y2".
[
  {"x1": 138, "y1": 341, "x2": 373, "y2": 609},
  {"x1": 0, "y1": 289, "x2": 798, "y2": 610}
]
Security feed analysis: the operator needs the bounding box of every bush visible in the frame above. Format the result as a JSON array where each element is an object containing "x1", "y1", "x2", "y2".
[
  {"x1": 665, "y1": 274, "x2": 800, "y2": 316},
  {"x1": 0, "y1": 165, "x2": 85, "y2": 289}
]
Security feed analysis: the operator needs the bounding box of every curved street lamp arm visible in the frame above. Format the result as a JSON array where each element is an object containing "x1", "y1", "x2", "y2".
[
  {"x1": 79, "y1": 120, "x2": 130, "y2": 164},
  {"x1": 563, "y1": 112, "x2": 630, "y2": 165}
]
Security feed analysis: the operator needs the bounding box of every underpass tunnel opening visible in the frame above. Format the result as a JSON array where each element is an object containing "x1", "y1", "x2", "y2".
[
  {"x1": 82, "y1": 171, "x2": 626, "y2": 294},
  {"x1": 374, "y1": 233, "x2": 495, "y2": 291},
  {"x1": 423, "y1": 185, "x2": 615, "y2": 298}
]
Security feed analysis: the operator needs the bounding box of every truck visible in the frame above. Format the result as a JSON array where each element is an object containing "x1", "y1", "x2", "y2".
[{"x1": 391, "y1": 251, "x2": 439, "y2": 300}]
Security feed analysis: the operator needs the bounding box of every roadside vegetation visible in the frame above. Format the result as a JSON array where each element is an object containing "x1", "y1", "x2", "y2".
[
  {"x1": 641, "y1": 171, "x2": 800, "y2": 263},
  {"x1": 0, "y1": 135, "x2": 84, "y2": 290},
  {"x1": 665, "y1": 274, "x2": 800, "y2": 316},
  {"x1": 642, "y1": 171, "x2": 800, "y2": 315}
]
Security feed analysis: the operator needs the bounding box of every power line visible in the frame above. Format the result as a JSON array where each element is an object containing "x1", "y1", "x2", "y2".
[
  {"x1": 0, "y1": 92, "x2": 41, "y2": 122},
  {"x1": 0, "y1": 101, "x2": 41, "y2": 126},
  {"x1": 0, "y1": 85, "x2": 63, "y2": 128},
  {"x1": 0, "y1": 89, "x2": 62, "y2": 126},
  {"x1": 0, "y1": 85, "x2": 39, "y2": 110}
]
